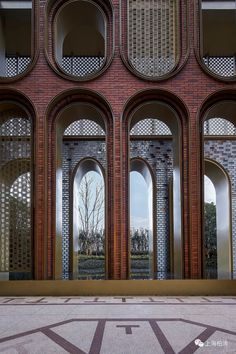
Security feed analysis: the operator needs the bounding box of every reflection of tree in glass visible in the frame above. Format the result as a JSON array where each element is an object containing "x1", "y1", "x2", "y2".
[
  {"x1": 130, "y1": 228, "x2": 150, "y2": 279},
  {"x1": 204, "y1": 202, "x2": 217, "y2": 279},
  {"x1": 78, "y1": 174, "x2": 104, "y2": 255},
  {"x1": 130, "y1": 228, "x2": 149, "y2": 254},
  {"x1": 77, "y1": 173, "x2": 105, "y2": 279}
]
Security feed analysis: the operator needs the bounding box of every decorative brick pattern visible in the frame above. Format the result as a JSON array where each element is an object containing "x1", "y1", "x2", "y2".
[
  {"x1": 0, "y1": 115, "x2": 32, "y2": 279},
  {"x1": 130, "y1": 119, "x2": 171, "y2": 136},
  {"x1": 62, "y1": 57, "x2": 105, "y2": 77},
  {"x1": 62, "y1": 139, "x2": 106, "y2": 278},
  {"x1": 5, "y1": 57, "x2": 31, "y2": 77},
  {"x1": 204, "y1": 118, "x2": 236, "y2": 136},
  {"x1": 130, "y1": 139, "x2": 173, "y2": 279},
  {"x1": 1, "y1": 0, "x2": 236, "y2": 283},
  {"x1": 203, "y1": 56, "x2": 236, "y2": 77}
]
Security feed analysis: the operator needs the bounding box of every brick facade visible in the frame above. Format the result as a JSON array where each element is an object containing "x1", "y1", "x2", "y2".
[{"x1": 1, "y1": 0, "x2": 236, "y2": 280}]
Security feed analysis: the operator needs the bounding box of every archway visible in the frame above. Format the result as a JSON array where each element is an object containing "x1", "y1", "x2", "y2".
[
  {"x1": 204, "y1": 160, "x2": 231, "y2": 279},
  {"x1": 202, "y1": 100, "x2": 236, "y2": 279},
  {"x1": 130, "y1": 159, "x2": 154, "y2": 279},
  {"x1": 72, "y1": 159, "x2": 105, "y2": 279},
  {"x1": 54, "y1": 102, "x2": 108, "y2": 279},
  {"x1": 0, "y1": 103, "x2": 33, "y2": 280},
  {"x1": 129, "y1": 101, "x2": 183, "y2": 279}
]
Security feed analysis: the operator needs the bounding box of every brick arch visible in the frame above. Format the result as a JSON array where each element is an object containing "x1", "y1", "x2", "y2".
[
  {"x1": 121, "y1": 89, "x2": 189, "y2": 279},
  {"x1": 0, "y1": 89, "x2": 37, "y2": 120},
  {"x1": 0, "y1": 0, "x2": 39, "y2": 83},
  {"x1": 194, "y1": 0, "x2": 236, "y2": 82},
  {"x1": 119, "y1": 0, "x2": 190, "y2": 81},
  {"x1": 71, "y1": 157, "x2": 106, "y2": 279},
  {"x1": 0, "y1": 97, "x2": 35, "y2": 280},
  {"x1": 45, "y1": 0, "x2": 114, "y2": 81},
  {"x1": 199, "y1": 90, "x2": 236, "y2": 126},
  {"x1": 46, "y1": 89, "x2": 114, "y2": 279},
  {"x1": 199, "y1": 92, "x2": 236, "y2": 280}
]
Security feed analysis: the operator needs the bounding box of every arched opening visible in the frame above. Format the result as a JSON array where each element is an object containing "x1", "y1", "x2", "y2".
[
  {"x1": 129, "y1": 101, "x2": 182, "y2": 279},
  {"x1": 126, "y1": 0, "x2": 179, "y2": 78},
  {"x1": 0, "y1": 0, "x2": 34, "y2": 78},
  {"x1": 203, "y1": 100, "x2": 236, "y2": 279},
  {"x1": 200, "y1": 0, "x2": 236, "y2": 78},
  {"x1": 55, "y1": 103, "x2": 107, "y2": 279},
  {"x1": 130, "y1": 159, "x2": 154, "y2": 279},
  {"x1": 0, "y1": 103, "x2": 33, "y2": 280},
  {"x1": 73, "y1": 160, "x2": 105, "y2": 279},
  {"x1": 204, "y1": 160, "x2": 231, "y2": 279},
  {"x1": 54, "y1": 0, "x2": 106, "y2": 78}
]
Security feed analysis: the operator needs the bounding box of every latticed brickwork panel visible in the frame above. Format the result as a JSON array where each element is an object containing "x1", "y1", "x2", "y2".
[
  {"x1": 9, "y1": 173, "x2": 31, "y2": 273},
  {"x1": 62, "y1": 139, "x2": 106, "y2": 279},
  {"x1": 130, "y1": 118, "x2": 173, "y2": 279},
  {"x1": 203, "y1": 57, "x2": 236, "y2": 77},
  {"x1": 0, "y1": 112, "x2": 32, "y2": 278},
  {"x1": 5, "y1": 57, "x2": 31, "y2": 77},
  {"x1": 204, "y1": 118, "x2": 236, "y2": 136},
  {"x1": 62, "y1": 57, "x2": 105, "y2": 77},
  {"x1": 64, "y1": 119, "x2": 105, "y2": 136},
  {"x1": 128, "y1": 0, "x2": 178, "y2": 77},
  {"x1": 130, "y1": 139, "x2": 173, "y2": 279},
  {"x1": 131, "y1": 118, "x2": 172, "y2": 135}
]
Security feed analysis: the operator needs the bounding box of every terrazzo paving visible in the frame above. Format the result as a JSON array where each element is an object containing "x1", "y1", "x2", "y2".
[{"x1": 0, "y1": 297, "x2": 235, "y2": 353}]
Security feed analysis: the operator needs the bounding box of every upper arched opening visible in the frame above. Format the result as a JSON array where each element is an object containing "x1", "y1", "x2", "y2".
[
  {"x1": 0, "y1": 0, "x2": 36, "y2": 80},
  {"x1": 0, "y1": 100, "x2": 34, "y2": 280},
  {"x1": 57, "y1": 103, "x2": 106, "y2": 136},
  {"x1": 129, "y1": 101, "x2": 179, "y2": 136},
  {"x1": 46, "y1": 0, "x2": 114, "y2": 81},
  {"x1": 199, "y1": 0, "x2": 236, "y2": 79},
  {"x1": 120, "y1": 1, "x2": 189, "y2": 80},
  {"x1": 203, "y1": 101, "x2": 236, "y2": 135},
  {"x1": 202, "y1": 98, "x2": 236, "y2": 279},
  {"x1": 128, "y1": 99, "x2": 183, "y2": 279}
]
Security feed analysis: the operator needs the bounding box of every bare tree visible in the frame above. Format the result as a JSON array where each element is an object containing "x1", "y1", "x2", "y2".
[{"x1": 77, "y1": 173, "x2": 104, "y2": 256}]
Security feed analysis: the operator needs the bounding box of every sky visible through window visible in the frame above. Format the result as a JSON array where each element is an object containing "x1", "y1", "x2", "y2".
[
  {"x1": 81, "y1": 173, "x2": 216, "y2": 229},
  {"x1": 204, "y1": 175, "x2": 216, "y2": 204},
  {"x1": 130, "y1": 171, "x2": 149, "y2": 229}
]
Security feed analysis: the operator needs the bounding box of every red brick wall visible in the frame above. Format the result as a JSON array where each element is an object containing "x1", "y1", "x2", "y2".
[{"x1": 1, "y1": 0, "x2": 235, "y2": 279}]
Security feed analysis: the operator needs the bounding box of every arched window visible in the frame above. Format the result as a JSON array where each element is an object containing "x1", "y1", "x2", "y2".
[
  {"x1": 55, "y1": 103, "x2": 107, "y2": 279},
  {"x1": 204, "y1": 161, "x2": 231, "y2": 279},
  {"x1": 48, "y1": 0, "x2": 113, "y2": 80},
  {"x1": 200, "y1": 0, "x2": 236, "y2": 78},
  {"x1": 73, "y1": 161, "x2": 105, "y2": 279},
  {"x1": 203, "y1": 101, "x2": 236, "y2": 279},
  {"x1": 130, "y1": 159, "x2": 153, "y2": 279},
  {"x1": 0, "y1": 0, "x2": 35, "y2": 78},
  {"x1": 120, "y1": 1, "x2": 188, "y2": 80},
  {"x1": 129, "y1": 101, "x2": 182, "y2": 279},
  {"x1": 0, "y1": 105, "x2": 33, "y2": 280}
]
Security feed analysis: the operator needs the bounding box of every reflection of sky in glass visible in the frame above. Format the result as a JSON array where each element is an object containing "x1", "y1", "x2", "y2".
[
  {"x1": 204, "y1": 175, "x2": 216, "y2": 204},
  {"x1": 130, "y1": 171, "x2": 149, "y2": 228}
]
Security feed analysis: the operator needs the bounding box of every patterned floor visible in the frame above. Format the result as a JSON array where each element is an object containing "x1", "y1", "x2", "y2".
[{"x1": 0, "y1": 297, "x2": 235, "y2": 353}]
